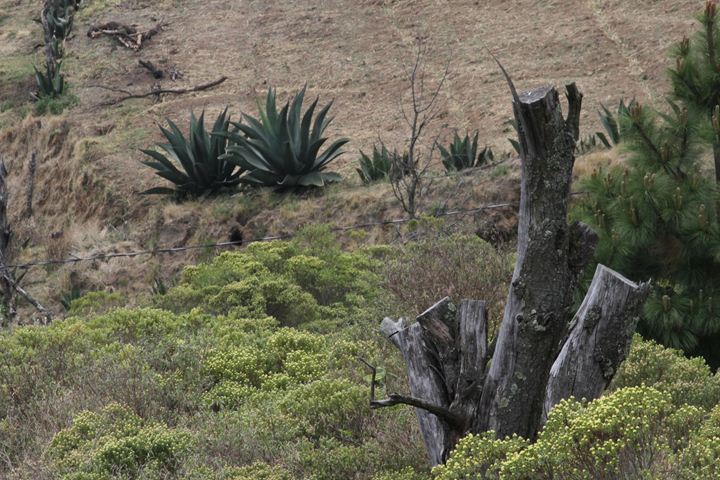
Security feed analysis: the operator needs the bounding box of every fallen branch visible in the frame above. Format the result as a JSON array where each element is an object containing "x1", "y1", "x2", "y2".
[
  {"x1": 0, "y1": 271, "x2": 51, "y2": 323},
  {"x1": 84, "y1": 84, "x2": 133, "y2": 96},
  {"x1": 100, "y1": 76, "x2": 228, "y2": 105},
  {"x1": 87, "y1": 22, "x2": 163, "y2": 51}
]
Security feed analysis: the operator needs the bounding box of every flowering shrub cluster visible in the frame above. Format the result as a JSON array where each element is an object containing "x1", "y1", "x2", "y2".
[{"x1": 435, "y1": 382, "x2": 719, "y2": 479}]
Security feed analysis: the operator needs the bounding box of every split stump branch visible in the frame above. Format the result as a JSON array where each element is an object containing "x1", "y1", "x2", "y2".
[{"x1": 376, "y1": 71, "x2": 650, "y2": 465}]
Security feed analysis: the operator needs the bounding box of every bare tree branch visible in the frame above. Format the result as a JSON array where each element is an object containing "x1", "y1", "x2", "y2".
[
  {"x1": 358, "y1": 357, "x2": 466, "y2": 429},
  {"x1": 390, "y1": 44, "x2": 450, "y2": 219}
]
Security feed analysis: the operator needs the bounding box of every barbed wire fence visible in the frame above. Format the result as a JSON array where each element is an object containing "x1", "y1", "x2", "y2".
[{"x1": 8, "y1": 201, "x2": 516, "y2": 270}]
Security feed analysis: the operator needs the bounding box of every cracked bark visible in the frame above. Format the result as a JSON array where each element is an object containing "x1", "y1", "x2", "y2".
[{"x1": 375, "y1": 81, "x2": 650, "y2": 465}]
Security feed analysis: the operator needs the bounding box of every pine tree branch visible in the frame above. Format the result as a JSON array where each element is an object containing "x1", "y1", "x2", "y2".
[{"x1": 630, "y1": 118, "x2": 683, "y2": 180}]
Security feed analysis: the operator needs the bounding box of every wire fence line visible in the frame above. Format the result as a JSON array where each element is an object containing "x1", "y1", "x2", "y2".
[{"x1": 7, "y1": 201, "x2": 517, "y2": 270}]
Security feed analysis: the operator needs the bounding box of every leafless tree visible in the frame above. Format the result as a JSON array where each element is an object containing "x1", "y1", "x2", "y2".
[
  {"x1": 0, "y1": 155, "x2": 51, "y2": 327},
  {"x1": 390, "y1": 44, "x2": 450, "y2": 219}
]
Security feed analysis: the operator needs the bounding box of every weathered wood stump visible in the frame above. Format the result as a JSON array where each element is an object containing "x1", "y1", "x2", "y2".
[{"x1": 373, "y1": 82, "x2": 650, "y2": 465}]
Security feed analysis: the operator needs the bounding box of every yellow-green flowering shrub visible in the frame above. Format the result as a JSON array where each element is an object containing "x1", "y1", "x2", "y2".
[
  {"x1": 201, "y1": 327, "x2": 333, "y2": 408},
  {"x1": 432, "y1": 432, "x2": 527, "y2": 480},
  {"x1": 372, "y1": 467, "x2": 431, "y2": 480},
  {"x1": 153, "y1": 234, "x2": 381, "y2": 329},
  {"x1": 677, "y1": 405, "x2": 720, "y2": 479},
  {"x1": 500, "y1": 387, "x2": 695, "y2": 479},
  {"x1": 295, "y1": 437, "x2": 382, "y2": 480},
  {"x1": 436, "y1": 387, "x2": 709, "y2": 480},
  {"x1": 47, "y1": 403, "x2": 191, "y2": 479},
  {"x1": 612, "y1": 335, "x2": 720, "y2": 409},
  {"x1": 222, "y1": 462, "x2": 292, "y2": 480},
  {"x1": 279, "y1": 378, "x2": 368, "y2": 439},
  {"x1": 67, "y1": 291, "x2": 124, "y2": 317}
]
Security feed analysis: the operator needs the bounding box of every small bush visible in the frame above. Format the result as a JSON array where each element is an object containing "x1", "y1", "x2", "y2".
[
  {"x1": 382, "y1": 231, "x2": 513, "y2": 330},
  {"x1": 611, "y1": 335, "x2": 720, "y2": 410},
  {"x1": 47, "y1": 403, "x2": 192, "y2": 479},
  {"x1": 156, "y1": 230, "x2": 381, "y2": 329},
  {"x1": 223, "y1": 462, "x2": 292, "y2": 480},
  {"x1": 34, "y1": 90, "x2": 77, "y2": 115},
  {"x1": 432, "y1": 432, "x2": 527, "y2": 480},
  {"x1": 677, "y1": 405, "x2": 720, "y2": 479}
]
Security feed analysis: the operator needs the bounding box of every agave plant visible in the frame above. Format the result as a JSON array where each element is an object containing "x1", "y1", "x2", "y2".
[
  {"x1": 596, "y1": 100, "x2": 631, "y2": 148},
  {"x1": 34, "y1": 62, "x2": 64, "y2": 98},
  {"x1": 356, "y1": 143, "x2": 400, "y2": 184},
  {"x1": 46, "y1": 3, "x2": 74, "y2": 40},
  {"x1": 438, "y1": 131, "x2": 493, "y2": 172},
  {"x1": 575, "y1": 133, "x2": 603, "y2": 155},
  {"x1": 141, "y1": 108, "x2": 242, "y2": 197},
  {"x1": 222, "y1": 86, "x2": 348, "y2": 188}
]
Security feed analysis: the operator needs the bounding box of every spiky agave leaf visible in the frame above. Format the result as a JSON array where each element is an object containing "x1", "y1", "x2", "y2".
[
  {"x1": 141, "y1": 108, "x2": 242, "y2": 197},
  {"x1": 222, "y1": 86, "x2": 348, "y2": 188},
  {"x1": 46, "y1": 4, "x2": 73, "y2": 40},
  {"x1": 33, "y1": 62, "x2": 64, "y2": 98}
]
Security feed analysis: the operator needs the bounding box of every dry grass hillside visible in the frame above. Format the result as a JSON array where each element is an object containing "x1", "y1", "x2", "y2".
[{"x1": 0, "y1": 0, "x2": 704, "y2": 317}]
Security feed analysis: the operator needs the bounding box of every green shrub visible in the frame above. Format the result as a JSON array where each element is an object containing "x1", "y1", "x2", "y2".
[
  {"x1": 66, "y1": 291, "x2": 124, "y2": 317},
  {"x1": 438, "y1": 131, "x2": 493, "y2": 172},
  {"x1": 677, "y1": 405, "x2": 720, "y2": 479},
  {"x1": 156, "y1": 232, "x2": 381, "y2": 329},
  {"x1": 612, "y1": 335, "x2": 720, "y2": 410},
  {"x1": 432, "y1": 432, "x2": 527, "y2": 480},
  {"x1": 223, "y1": 462, "x2": 292, "y2": 480},
  {"x1": 295, "y1": 437, "x2": 382, "y2": 480},
  {"x1": 279, "y1": 378, "x2": 367, "y2": 439},
  {"x1": 373, "y1": 467, "x2": 430, "y2": 480},
  {"x1": 437, "y1": 386, "x2": 708, "y2": 480},
  {"x1": 223, "y1": 87, "x2": 348, "y2": 188},
  {"x1": 502, "y1": 387, "x2": 692, "y2": 479},
  {"x1": 141, "y1": 109, "x2": 243, "y2": 197},
  {"x1": 48, "y1": 403, "x2": 192, "y2": 479}
]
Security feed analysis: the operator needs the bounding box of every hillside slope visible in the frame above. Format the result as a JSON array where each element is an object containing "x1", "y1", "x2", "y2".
[{"x1": 0, "y1": 0, "x2": 701, "y2": 316}]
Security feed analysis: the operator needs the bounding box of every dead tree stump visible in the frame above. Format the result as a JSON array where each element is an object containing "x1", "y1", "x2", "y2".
[{"x1": 373, "y1": 82, "x2": 650, "y2": 465}]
